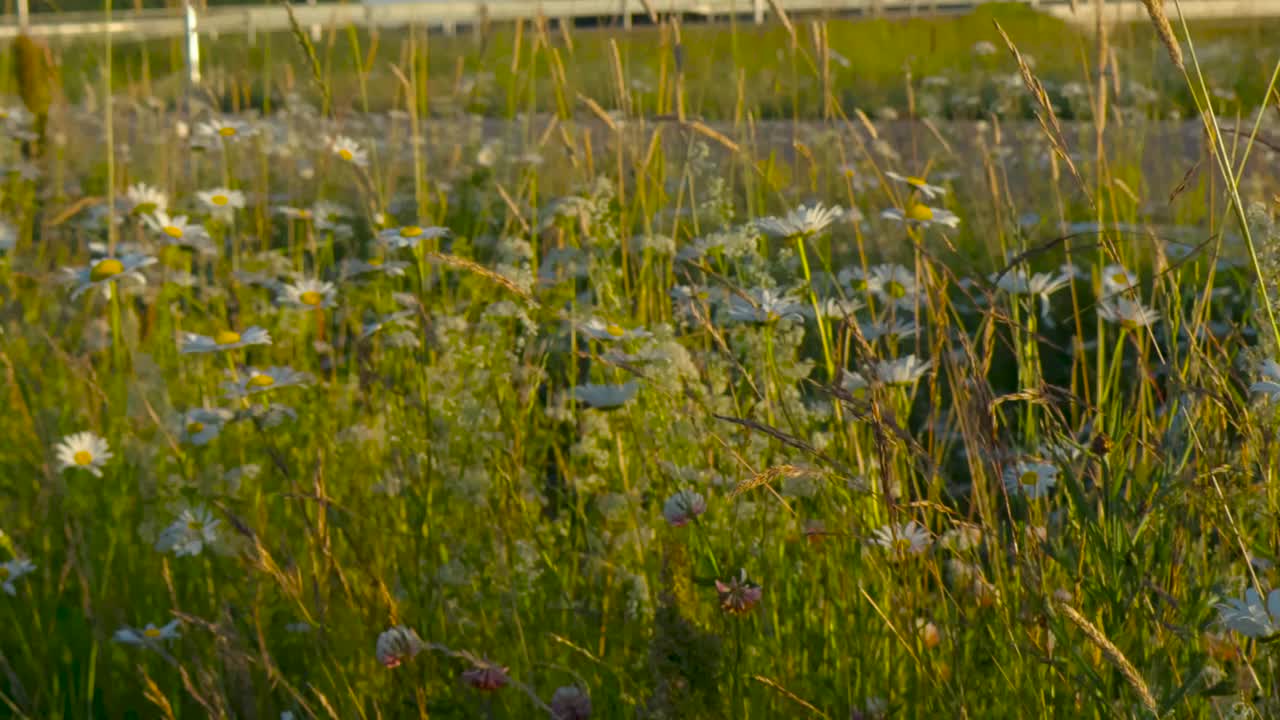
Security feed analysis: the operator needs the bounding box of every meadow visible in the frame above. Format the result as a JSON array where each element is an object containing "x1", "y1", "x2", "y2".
[{"x1": 4, "y1": 2, "x2": 1280, "y2": 717}]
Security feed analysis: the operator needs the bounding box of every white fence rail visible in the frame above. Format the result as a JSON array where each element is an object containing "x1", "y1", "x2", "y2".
[{"x1": 0, "y1": 0, "x2": 1274, "y2": 41}]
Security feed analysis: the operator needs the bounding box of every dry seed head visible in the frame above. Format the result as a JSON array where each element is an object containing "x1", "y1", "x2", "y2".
[{"x1": 1140, "y1": 0, "x2": 1184, "y2": 71}]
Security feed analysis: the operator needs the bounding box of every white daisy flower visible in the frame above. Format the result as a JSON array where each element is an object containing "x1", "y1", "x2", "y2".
[
  {"x1": 156, "y1": 505, "x2": 221, "y2": 557},
  {"x1": 180, "y1": 326, "x2": 272, "y2": 354},
  {"x1": 125, "y1": 183, "x2": 168, "y2": 214},
  {"x1": 327, "y1": 135, "x2": 369, "y2": 167},
  {"x1": 885, "y1": 171, "x2": 947, "y2": 200},
  {"x1": 838, "y1": 265, "x2": 884, "y2": 295},
  {"x1": 376, "y1": 625, "x2": 425, "y2": 668},
  {"x1": 279, "y1": 278, "x2": 337, "y2": 310},
  {"x1": 54, "y1": 432, "x2": 112, "y2": 477},
  {"x1": 1218, "y1": 588, "x2": 1280, "y2": 638},
  {"x1": 662, "y1": 490, "x2": 707, "y2": 527},
  {"x1": 224, "y1": 366, "x2": 312, "y2": 399},
  {"x1": 339, "y1": 257, "x2": 410, "y2": 280},
  {"x1": 993, "y1": 268, "x2": 1072, "y2": 323},
  {"x1": 841, "y1": 369, "x2": 870, "y2": 399},
  {"x1": 379, "y1": 224, "x2": 450, "y2": 249},
  {"x1": 144, "y1": 211, "x2": 212, "y2": 252},
  {"x1": 571, "y1": 381, "x2": 639, "y2": 409},
  {"x1": 756, "y1": 202, "x2": 841, "y2": 238},
  {"x1": 360, "y1": 310, "x2": 417, "y2": 340},
  {"x1": 65, "y1": 254, "x2": 155, "y2": 299},
  {"x1": 869, "y1": 263, "x2": 921, "y2": 309},
  {"x1": 1100, "y1": 264, "x2": 1139, "y2": 295},
  {"x1": 881, "y1": 204, "x2": 960, "y2": 229},
  {"x1": 869, "y1": 521, "x2": 931, "y2": 555},
  {"x1": 179, "y1": 408, "x2": 234, "y2": 446},
  {"x1": 1249, "y1": 360, "x2": 1280, "y2": 400},
  {"x1": 807, "y1": 296, "x2": 865, "y2": 319},
  {"x1": 859, "y1": 318, "x2": 920, "y2": 342},
  {"x1": 1098, "y1": 297, "x2": 1159, "y2": 328},
  {"x1": 114, "y1": 619, "x2": 181, "y2": 645},
  {"x1": 197, "y1": 117, "x2": 253, "y2": 140},
  {"x1": 578, "y1": 318, "x2": 652, "y2": 342},
  {"x1": 196, "y1": 187, "x2": 246, "y2": 220},
  {"x1": 867, "y1": 354, "x2": 932, "y2": 386},
  {"x1": 1003, "y1": 460, "x2": 1058, "y2": 499},
  {"x1": 726, "y1": 288, "x2": 807, "y2": 324},
  {"x1": 0, "y1": 558, "x2": 35, "y2": 595}
]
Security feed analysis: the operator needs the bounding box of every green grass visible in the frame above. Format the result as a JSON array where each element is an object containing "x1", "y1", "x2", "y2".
[{"x1": 1, "y1": 4, "x2": 1280, "y2": 719}]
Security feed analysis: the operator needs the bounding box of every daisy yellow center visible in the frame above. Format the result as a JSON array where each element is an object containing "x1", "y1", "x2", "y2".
[
  {"x1": 90, "y1": 258, "x2": 124, "y2": 282},
  {"x1": 0, "y1": 567, "x2": 8, "y2": 579},
  {"x1": 1019, "y1": 471, "x2": 1039, "y2": 486},
  {"x1": 906, "y1": 204, "x2": 934, "y2": 222},
  {"x1": 218, "y1": 126, "x2": 237, "y2": 137},
  {"x1": 368, "y1": 257, "x2": 384, "y2": 266},
  {"x1": 906, "y1": 176, "x2": 927, "y2": 186},
  {"x1": 400, "y1": 225, "x2": 423, "y2": 238},
  {"x1": 215, "y1": 330, "x2": 241, "y2": 345},
  {"x1": 338, "y1": 148, "x2": 354, "y2": 161},
  {"x1": 163, "y1": 225, "x2": 183, "y2": 239},
  {"x1": 249, "y1": 374, "x2": 275, "y2": 388},
  {"x1": 606, "y1": 323, "x2": 626, "y2": 337},
  {"x1": 143, "y1": 627, "x2": 162, "y2": 638},
  {"x1": 187, "y1": 519, "x2": 203, "y2": 531},
  {"x1": 887, "y1": 281, "x2": 907, "y2": 299},
  {"x1": 210, "y1": 194, "x2": 229, "y2": 207},
  {"x1": 893, "y1": 537, "x2": 912, "y2": 552},
  {"x1": 186, "y1": 421, "x2": 205, "y2": 434},
  {"x1": 73, "y1": 450, "x2": 93, "y2": 466},
  {"x1": 299, "y1": 290, "x2": 324, "y2": 306},
  {"x1": 1111, "y1": 272, "x2": 1129, "y2": 285}
]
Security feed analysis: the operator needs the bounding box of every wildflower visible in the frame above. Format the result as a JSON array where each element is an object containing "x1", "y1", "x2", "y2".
[
  {"x1": 156, "y1": 505, "x2": 220, "y2": 557},
  {"x1": 224, "y1": 367, "x2": 312, "y2": 399},
  {"x1": 571, "y1": 382, "x2": 638, "y2": 410},
  {"x1": 461, "y1": 662, "x2": 509, "y2": 691},
  {"x1": 869, "y1": 263, "x2": 921, "y2": 309},
  {"x1": 941, "y1": 524, "x2": 982, "y2": 552},
  {"x1": 360, "y1": 310, "x2": 417, "y2": 340},
  {"x1": 859, "y1": 318, "x2": 920, "y2": 342},
  {"x1": 885, "y1": 171, "x2": 947, "y2": 200},
  {"x1": 1218, "y1": 588, "x2": 1280, "y2": 638},
  {"x1": 1248, "y1": 360, "x2": 1280, "y2": 400},
  {"x1": 279, "y1": 278, "x2": 337, "y2": 310},
  {"x1": 841, "y1": 369, "x2": 869, "y2": 399},
  {"x1": 1100, "y1": 264, "x2": 1139, "y2": 295},
  {"x1": 196, "y1": 187, "x2": 246, "y2": 220},
  {"x1": 114, "y1": 620, "x2": 181, "y2": 645},
  {"x1": 972, "y1": 40, "x2": 997, "y2": 56},
  {"x1": 1098, "y1": 297, "x2": 1159, "y2": 328},
  {"x1": 65, "y1": 254, "x2": 155, "y2": 299},
  {"x1": 881, "y1": 204, "x2": 960, "y2": 229},
  {"x1": 578, "y1": 318, "x2": 651, "y2": 342},
  {"x1": 339, "y1": 257, "x2": 409, "y2": 280},
  {"x1": 180, "y1": 326, "x2": 271, "y2": 354},
  {"x1": 375, "y1": 625, "x2": 425, "y2": 668},
  {"x1": 55, "y1": 432, "x2": 112, "y2": 477},
  {"x1": 869, "y1": 521, "x2": 931, "y2": 555},
  {"x1": 179, "y1": 408, "x2": 234, "y2": 446},
  {"x1": 197, "y1": 117, "x2": 252, "y2": 140},
  {"x1": 550, "y1": 686, "x2": 592, "y2": 720},
  {"x1": 1004, "y1": 461, "x2": 1058, "y2": 499},
  {"x1": 379, "y1": 224, "x2": 450, "y2": 250},
  {"x1": 662, "y1": 490, "x2": 707, "y2": 527},
  {"x1": 0, "y1": 558, "x2": 35, "y2": 595},
  {"x1": 144, "y1": 211, "x2": 212, "y2": 252},
  {"x1": 756, "y1": 202, "x2": 840, "y2": 238},
  {"x1": 993, "y1": 268, "x2": 1072, "y2": 322},
  {"x1": 916, "y1": 619, "x2": 942, "y2": 649},
  {"x1": 807, "y1": 296, "x2": 864, "y2": 319},
  {"x1": 726, "y1": 288, "x2": 807, "y2": 324},
  {"x1": 715, "y1": 569, "x2": 763, "y2": 614},
  {"x1": 867, "y1": 354, "x2": 932, "y2": 386},
  {"x1": 126, "y1": 183, "x2": 167, "y2": 214},
  {"x1": 327, "y1": 135, "x2": 369, "y2": 167}
]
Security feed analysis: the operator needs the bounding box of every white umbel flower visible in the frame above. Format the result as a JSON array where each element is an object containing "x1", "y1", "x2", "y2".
[
  {"x1": 114, "y1": 619, "x2": 181, "y2": 645},
  {"x1": 0, "y1": 558, "x2": 35, "y2": 595},
  {"x1": 376, "y1": 625, "x2": 425, "y2": 668},
  {"x1": 279, "y1": 278, "x2": 337, "y2": 310},
  {"x1": 181, "y1": 326, "x2": 272, "y2": 354},
  {"x1": 869, "y1": 521, "x2": 931, "y2": 555},
  {"x1": 65, "y1": 254, "x2": 155, "y2": 299},
  {"x1": 328, "y1": 135, "x2": 369, "y2": 167},
  {"x1": 1003, "y1": 461, "x2": 1058, "y2": 499},
  {"x1": 1218, "y1": 588, "x2": 1280, "y2": 638},
  {"x1": 55, "y1": 432, "x2": 112, "y2": 477},
  {"x1": 756, "y1": 203, "x2": 840, "y2": 238}
]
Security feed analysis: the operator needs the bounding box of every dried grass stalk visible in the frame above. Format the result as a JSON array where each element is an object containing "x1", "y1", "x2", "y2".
[{"x1": 1140, "y1": 0, "x2": 1184, "y2": 71}]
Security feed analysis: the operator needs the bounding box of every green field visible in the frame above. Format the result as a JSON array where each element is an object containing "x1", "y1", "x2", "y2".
[{"x1": 2, "y1": 3, "x2": 1280, "y2": 718}]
